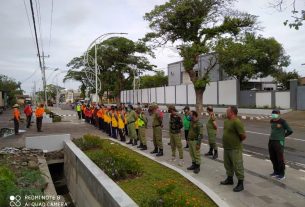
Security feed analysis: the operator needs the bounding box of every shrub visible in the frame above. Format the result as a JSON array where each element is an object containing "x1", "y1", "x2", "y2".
[
  {"x1": 44, "y1": 108, "x2": 51, "y2": 114},
  {"x1": 73, "y1": 134, "x2": 103, "y2": 151},
  {"x1": 0, "y1": 166, "x2": 17, "y2": 206},
  {"x1": 52, "y1": 115, "x2": 61, "y2": 122}
]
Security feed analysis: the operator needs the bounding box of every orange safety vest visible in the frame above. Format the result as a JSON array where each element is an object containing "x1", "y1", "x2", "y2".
[
  {"x1": 97, "y1": 109, "x2": 103, "y2": 118},
  {"x1": 35, "y1": 107, "x2": 44, "y2": 117},
  {"x1": 13, "y1": 108, "x2": 20, "y2": 121}
]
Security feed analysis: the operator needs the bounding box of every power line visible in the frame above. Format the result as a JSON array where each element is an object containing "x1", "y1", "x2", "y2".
[
  {"x1": 23, "y1": 0, "x2": 36, "y2": 48},
  {"x1": 20, "y1": 68, "x2": 39, "y2": 83},
  {"x1": 48, "y1": 0, "x2": 54, "y2": 52},
  {"x1": 34, "y1": 0, "x2": 44, "y2": 53},
  {"x1": 29, "y1": 0, "x2": 42, "y2": 70}
]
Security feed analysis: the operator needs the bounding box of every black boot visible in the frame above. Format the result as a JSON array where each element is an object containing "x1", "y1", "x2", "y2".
[
  {"x1": 137, "y1": 143, "x2": 143, "y2": 148},
  {"x1": 150, "y1": 147, "x2": 158, "y2": 154},
  {"x1": 184, "y1": 143, "x2": 189, "y2": 148},
  {"x1": 156, "y1": 149, "x2": 163, "y2": 156},
  {"x1": 132, "y1": 139, "x2": 138, "y2": 146},
  {"x1": 212, "y1": 150, "x2": 218, "y2": 159},
  {"x1": 187, "y1": 162, "x2": 196, "y2": 170},
  {"x1": 204, "y1": 147, "x2": 213, "y2": 156},
  {"x1": 220, "y1": 176, "x2": 234, "y2": 185},
  {"x1": 193, "y1": 164, "x2": 200, "y2": 174},
  {"x1": 127, "y1": 140, "x2": 133, "y2": 145},
  {"x1": 140, "y1": 145, "x2": 147, "y2": 150},
  {"x1": 233, "y1": 180, "x2": 244, "y2": 192}
]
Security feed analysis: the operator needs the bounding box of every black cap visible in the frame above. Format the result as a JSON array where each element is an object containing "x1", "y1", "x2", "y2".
[
  {"x1": 272, "y1": 109, "x2": 280, "y2": 114},
  {"x1": 183, "y1": 106, "x2": 190, "y2": 110}
]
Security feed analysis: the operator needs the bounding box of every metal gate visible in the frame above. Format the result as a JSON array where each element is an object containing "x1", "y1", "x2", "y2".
[{"x1": 297, "y1": 86, "x2": 305, "y2": 110}]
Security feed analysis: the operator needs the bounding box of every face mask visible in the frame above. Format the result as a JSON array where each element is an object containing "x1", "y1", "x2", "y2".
[{"x1": 271, "y1": 114, "x2": 279, "y2": 119}]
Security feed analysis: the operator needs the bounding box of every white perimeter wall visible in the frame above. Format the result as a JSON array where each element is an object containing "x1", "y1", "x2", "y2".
[
  {"x1": 275, "y1": 91, "x2": 290, "y2": 109},
  {"x1": 218, "y1": 80, "x2": 237, "y2": 105},
  {"x1": 176, "y1": 85, "x2": 187, "y2": 104},
  {"x1": 256, "y1": 92, "x2": 272, "y2": 108},
  {"x1": 165, "y1": 86, "x2": 175, "y2": 104},
  {"x1": 203, "y1": 82, "x2": 218, "y2": 105},
  {"x1": 156, "y1": 87, "x2": 165, "y2": 104}
]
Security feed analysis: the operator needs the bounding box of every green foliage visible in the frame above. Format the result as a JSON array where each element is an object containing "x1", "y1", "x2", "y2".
[
  {"x1": 140, "y1": 71, "x2": 168, "y2": 88},
  {"x1": 44, "y1": 108, "x2": 51, "y2": 114},
  {"x1": 0, "y1": 166, "x2": 17, "y2": 206},
  {"x1": 73, "y1": 134, "x2": 104, "y2": 150},
  {"x1": 0, "y1": 75, "x2": 23, "y2": 106},
  {"x1": 52, "y1": 115, "x2": 62, "y2": 122},
  {"x1": 273, "y1": 69, "x2": 300, "y2": 90},
  {"x1": 216, "y1": 33, "x2": 290, "y2": 83}
]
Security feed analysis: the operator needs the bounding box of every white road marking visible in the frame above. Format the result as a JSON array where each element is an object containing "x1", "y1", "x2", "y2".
[
  {"x1": 243, "y1": 153, "x2": 252, "y2": 157},
  {"x1": 299, "y1": 169, "x2": 305, "y2": 173}
]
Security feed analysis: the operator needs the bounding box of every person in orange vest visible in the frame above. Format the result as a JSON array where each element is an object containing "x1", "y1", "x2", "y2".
[
  {"x1": 35, "y1": 104, "x2": 45, "y2": 132},
  {"x1": 81, "y1": 104, "x2": 86, "y2": 120},
  {"x1": 97, "y1": 106, "x2": 103, "y2": 130},
  {"x1": 84, "y1": 105, "x2": 92, "y2": 123},
  {"x1": 12, "y1": 104, "x2": 20, "y2": 135},
  {"x1": 24, "y1": 103, "x2": 33, "y2": 128},
  {"x1": 105, "y1": 107, "x2": 112, "y2": 136},
  {"x1": 110, "y1": 106, "x2": 118, "y2": 139}
]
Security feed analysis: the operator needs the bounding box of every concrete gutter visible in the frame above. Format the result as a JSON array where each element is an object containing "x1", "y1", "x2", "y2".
[{"x1": 109, "y1": 138, "x2": 230, "y2": 207}]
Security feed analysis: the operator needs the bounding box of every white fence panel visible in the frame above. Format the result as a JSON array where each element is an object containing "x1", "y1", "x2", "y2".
[
  {"x1": 275, "y1": 91, "x2": 290, "y2": 109},
  {"x1": 165, "y1": 86, "x2": 175, "y2": 104},
  {"x1": 256, "y1": 92, "x2": 272, "y2": 108},
  {"x1": 187, "y1": 84, "x2": 196, "y2": 105},
  {"x1": 218, "y1": 80, "x2": 237, "y2": 105},
  {"x1": 150, "y1": 88, "x2": 156, "y2": 103},
  {"x1": 176, "y1": 85, "x2": 187, "y2": 104},
  {"x1": 156, "y1": 87, "x2": 165, "y2": 104},
  {"x1": 142, "y1": 89, "x2": 149, "y2": 103},
  {"x1": 203, "y1": 82, "x2": 218, "y2": 105}
]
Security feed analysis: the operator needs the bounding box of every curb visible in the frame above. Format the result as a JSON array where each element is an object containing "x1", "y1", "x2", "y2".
[{"x1": 109, "y1": 138, "x2": 230, "y2": 207}]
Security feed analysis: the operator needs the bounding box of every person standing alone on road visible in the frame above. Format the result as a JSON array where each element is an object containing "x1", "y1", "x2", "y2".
[
  {"x1": 220, "y1": 106, "x2": 246, "y2": 192},
  {"x1": 35, "y1": 104, "x2": 45, "y2": 132},
  {"x1": 12, "y1": 104, "x2": 20, "y2": 135},
  {"x1": 24, "y1": 104, "x2": 33, "y2": 128},
  {"x1": 76, "y1": 103, "x2": 82, "y2": 120},
  {"x1": 269, "y1": 109, "x2": 293, "y2": 180},
  {"x1": 205, "y1": 106, "x2": 218, "y2": 159},
  {"x1": 183, "y1": 106, "x2": 191, "y2": 148},
  {"x1": 168, "y1": 105, "x2": 184, "y2": 166}
]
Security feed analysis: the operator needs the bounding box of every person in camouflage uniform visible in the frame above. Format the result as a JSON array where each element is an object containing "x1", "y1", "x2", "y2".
[
  {"x1": 150, "y1": 103, "x2": 164, "y2": 156},
  {"x1": 126, "y1": 105, "x2": 138, "y2": 145},
  {"x1": 220, "y1": 106, "x2": 246, "y2": 192},
  {"x1": 136, "y1": 107, "x2": 148, "y2": 150},
  {"x1": 187, "y1": 110, "x2": 203, "y2": 174},
  {"x1": 168, "y1": 105, "x2": 184, "y2": 166},
  {"x1": 205, "y1": 106, "x2": 218, "y2": 159}
]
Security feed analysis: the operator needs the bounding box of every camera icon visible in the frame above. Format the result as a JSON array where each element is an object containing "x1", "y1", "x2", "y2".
[{"x1": 9, "y1": 195, "x2": 21, "y2": 207}]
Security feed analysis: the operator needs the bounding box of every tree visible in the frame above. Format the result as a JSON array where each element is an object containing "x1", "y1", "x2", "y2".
[
  {"x1": 36, "y1": 84, "x2": 64, "y2": 103},
  {"x1": 271, "y1": 0, "x2": 305, "y2": 29},
  {"x1": 139, "y1": 71, "x2": 168, "y2": 88},
  {"x1": 144, "y1": 0, "x2": 256, "y2": 113},
  {"x1": 66, "y1": 37, "x2": 155, "y2": 104},
  {"x1": 0, "y1": 74, "x2": 23, "y2": 106},
  {"x1": 273, "y1": 69, "x2": 300, "y2": 90},
  {"x1": 215, "y1": 33, "x2": 290, "y2": 85}
]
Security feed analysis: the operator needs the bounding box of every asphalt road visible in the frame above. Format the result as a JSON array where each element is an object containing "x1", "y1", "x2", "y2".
[{"x1": 146, "y1": 112, "x2": 305, "y2": 170}]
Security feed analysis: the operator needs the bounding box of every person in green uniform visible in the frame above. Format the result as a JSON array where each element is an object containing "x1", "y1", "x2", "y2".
[
  {"x1": 150, "y1": 104, "x2": 164, "y2": 156},
  {"x1": 137, "y1": 107, "x2": 148, "y2": 150},
  {"x1": 187, "y1": 111, "x2": 203, "y2": 174},
  {"x1": 126, "y1": 105, "x2": 138, "y2": 145},
  {"x1": 205, "y1": 106, "x2": 218, "y2": 159},
  {"x1": 168, "y1": 105, "x2": 184, "y2": 166},
  {"x1": 269, "y1": 109, "x2": 293, "y2": 180},
  {"x1": 183, "y1": 106, "x2": 191, "y2": 148},
  {"x1": 220, "y1": 106, "x2": 246, "y2": 192}
]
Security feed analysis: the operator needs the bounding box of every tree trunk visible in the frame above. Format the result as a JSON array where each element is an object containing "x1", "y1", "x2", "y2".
[{"x1": 195, "y1": 88, "x2": 205, "y2": 117}]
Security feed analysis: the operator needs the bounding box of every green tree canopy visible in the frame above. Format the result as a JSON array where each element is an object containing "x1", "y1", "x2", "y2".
[
  {"x1": 273, "y1": 69, "x2": 300, "y2": 90},
  {"x1": 139, "y1": 71, "x2": 168, "y2": 88},
  {"x1": 0, "y1": 74, "x2": 23, "y2": 106},
  {"x1": 215, "y1": 33, "x2": 290, "y2": 84},
  {"x1": 144, "y1": 0, "x2": 257, "y2": 113}
]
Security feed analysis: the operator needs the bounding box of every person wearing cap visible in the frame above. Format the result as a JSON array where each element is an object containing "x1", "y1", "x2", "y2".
[
  {"x1": 168, "y1": 105, "x2": 184, "y2": 166},
  {"x1": 205, "y1": 106, "x2": 218, "y2": 159},
  {"x1": 136, "y1": 107, "x2": 148, "y2": 150},
  {"x1": 150, "y1": 104, "x2": 164, "y2": 156},
  {"x1": 12, "y1": 104, "x2": 20, "y2": 135},
  {"x1": 183, "y1": 106, "x2": 191, "y2": 148},
  {"x1": 24, "y1": 103, "x2": 33, "y2": 128},
  {"x1": 35, "y1": 104, "x2": 45, "y2": 132},
  {"x1": 269, "y1": 109, "x2": 293, "y2": 180},
  {"x1": 187, "y1": 110, "x2": 203, "y2": 174},
  {"x1": 220, "y1": 106, "x2": 246, "y2": 192},
  {"x1": 126, "y1": 105, "x2": 138, "y2": 145}
]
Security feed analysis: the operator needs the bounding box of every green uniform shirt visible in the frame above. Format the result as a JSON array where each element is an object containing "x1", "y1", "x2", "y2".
[
  {"x1": 169, "y1": 113, "x2": 182, "y2": 134},
  {"x1": 222, "y1": 118, "x2": 245, "y2": 150},
  {"x1": 127, "y1": 110, "x2": 137, "y2": 123},
  {"x1": 152, "y1": 112, "x2": 162, "y2": 127},
  {"x1": 269, "y1": 118, "x2": 293, "y2": 146},
  {"x1": 188, "y1": 120, "x2": 203, "y2": 142},
  {"x1": 183, "y1": 115, "x2": 191, "y2": 130},
  {"x1": 138, "y1": 113, "x2": 148, "y2": 127},
  {"x1": 206, "y1": 114, "x2": 217, "y2": 139}
]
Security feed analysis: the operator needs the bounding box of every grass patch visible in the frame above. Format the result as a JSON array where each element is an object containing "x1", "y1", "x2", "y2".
[
  {"x1": 74, "y1": 134, "x2": 216, "y2": 207},
  {"x1": 52, "y1": 115, "x2": 62, "y2": 122}
]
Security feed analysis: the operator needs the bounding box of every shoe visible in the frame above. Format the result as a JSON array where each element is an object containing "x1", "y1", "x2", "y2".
[
  {"x1": 212, "y1": 150, "x2": 218, "y2": 159},
  {"x1": 269, "y1": 172, "x2": 278, "y2": 177},
  {"x1": 178, "y1": 159, "x2": 184, "y2": 167},
  {"x1": 233, "y1": 180, "x2": 244, "y2": 192},
  {"x1": 150, "y1": 147, "x2": 158, "y2": 154},
  {"x1": 220, "y1": 176, "x2": 234, "y2": 185},
  {"x1": 132, "y1": 140, "x2": 138, "y2": 146},
  {"x1": 140, "y1": 145, "x2": 147, "y2": 150},
  {"x1": 276, "y1": 175, "x2": 286, "y2": 180},
  {"x1": 187, "y1": 162, "x2": 196, "y2": 170},
  {"x1": 168, "y1": 142, "x2": 171, "y2": 145},
  {"x1": 193, "y1": 164, "x2": 200, "y2": 174},
  {"x1": 171, "y1": 157, "x2": 176, "y2": 162},
  {"x1": 184, "y1": 145, "x2": 189, "y2": 149},
  {"x1": 156, "y1": 149, "x2": 163, "y2": 156},
  {"x1": 204, "y1": 148, "x2": 213, "y2": 156},
  {"x1": 137, "y1": 143, "x2": 143, "y2": 148},
  {"x1": 127, "y1": 140, "x2": 133, "y2": 145}
]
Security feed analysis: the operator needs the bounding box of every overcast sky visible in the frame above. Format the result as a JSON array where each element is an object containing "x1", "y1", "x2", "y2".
[{"x1": 0, "y1": 0, "x2": 304, "y2": 94}]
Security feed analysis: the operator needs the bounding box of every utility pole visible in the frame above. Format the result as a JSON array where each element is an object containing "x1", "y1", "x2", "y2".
[
  {"x1": 95, "y1": 42, "x2": 99, "y2": 103},
  {"x1": 40, "y1": 52, "x2": 49, "y2": 107}
]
